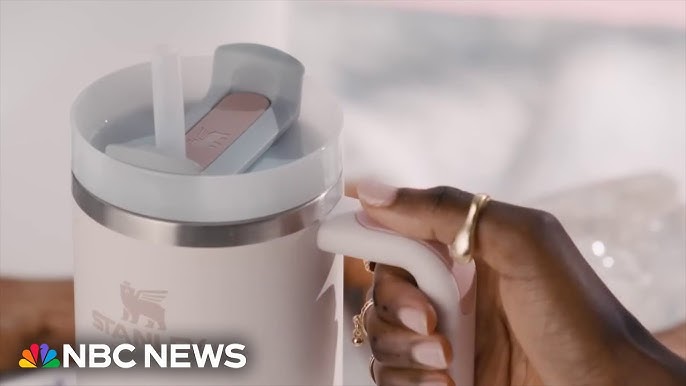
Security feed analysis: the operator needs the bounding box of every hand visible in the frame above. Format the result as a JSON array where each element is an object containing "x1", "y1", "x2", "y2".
[
  {"x1": 355, "y1": 180, "x2": 686, "y2": 386},
  {"x1": 0, "y1": 278, "x2": 74, "y2": 373}
]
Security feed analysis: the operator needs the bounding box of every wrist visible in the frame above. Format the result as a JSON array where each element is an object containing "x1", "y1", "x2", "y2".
[
  {"x1": 654, "y1": 323, "x2": 686, "y2": 360},
  {"x1": 617, "y1": 318, "x2": 686, "y2": 386}
]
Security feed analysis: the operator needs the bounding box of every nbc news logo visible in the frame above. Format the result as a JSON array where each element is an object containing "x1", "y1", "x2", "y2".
[{"x1": 18, "y1": 342, "x2": 246, "y2": 369}]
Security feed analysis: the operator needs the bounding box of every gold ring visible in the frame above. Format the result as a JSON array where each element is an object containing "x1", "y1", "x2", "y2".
[
  {"x1": 368, "y1": 355, "x2": 376, "y2": 383},
  {"x1": 352, "y1": 299, "x2": 374, "y2": 346},
  {"x1": 449, "y1": 193, "x2": 491, "y2": 264}
]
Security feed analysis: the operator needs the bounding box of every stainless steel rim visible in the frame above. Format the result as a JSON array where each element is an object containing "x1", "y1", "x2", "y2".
[{"x1": 72, "y1": 175, "x2": 343, "y2": 247}]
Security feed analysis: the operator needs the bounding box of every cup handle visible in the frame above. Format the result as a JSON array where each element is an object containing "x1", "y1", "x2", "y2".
[{"x1": 317, "y1": 196, "x2": 476, "y2": 386}]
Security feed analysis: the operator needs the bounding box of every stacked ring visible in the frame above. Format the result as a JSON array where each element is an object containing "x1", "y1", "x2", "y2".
[
  {"x1": 351, "y1": 299, "x2": 374, "y2": 346},
  {"x1": 369, "y1": 355, "x2": 376, "y2": 383}
]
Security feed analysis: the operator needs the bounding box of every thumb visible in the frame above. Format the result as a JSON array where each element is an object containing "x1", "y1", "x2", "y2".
[{"x1": 355, "y1": 179, "x2": 558, "y2": 276}]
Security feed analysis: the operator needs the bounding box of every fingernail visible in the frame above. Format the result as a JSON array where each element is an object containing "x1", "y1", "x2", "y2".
[
  {"x1": 397, "y1": 307, "x2": 428, "y2": 335},
  {"x1": 412, "y1": 341, "x2": 448, "y2": 369},
  {"x1": 357, "y1": 179, "x2": 397, "y2": 207}
]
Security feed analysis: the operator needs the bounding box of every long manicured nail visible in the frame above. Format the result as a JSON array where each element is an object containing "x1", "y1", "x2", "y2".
[
  {"x1": 412, "y1": 341, "x2": 448, "y2": 369},
  {"x1": 357, "y1": 179, "x2": 397, "y2": 207},
  {"x1": 397, "y1": 307, "x2": 428, "y2": 335}
]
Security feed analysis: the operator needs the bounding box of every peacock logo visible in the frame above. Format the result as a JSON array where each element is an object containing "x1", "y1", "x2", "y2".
[{"x1": 18, "y1": 343, "x2": 61, "y2": 368}]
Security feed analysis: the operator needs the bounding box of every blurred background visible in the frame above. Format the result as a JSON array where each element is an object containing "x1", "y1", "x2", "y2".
[{"x1": 1, "y1": 1, "x2": 685, "y2": 385}]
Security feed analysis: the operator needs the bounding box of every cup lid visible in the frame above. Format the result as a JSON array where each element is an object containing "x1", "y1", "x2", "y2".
[{"x1": 71, "y1": 56, "x2": 342, "y2": 222}]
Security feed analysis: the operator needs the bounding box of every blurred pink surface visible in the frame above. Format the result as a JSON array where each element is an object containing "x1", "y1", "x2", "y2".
[{"x1": 376, "y1": 0, "x2": 686, "y2": 28}]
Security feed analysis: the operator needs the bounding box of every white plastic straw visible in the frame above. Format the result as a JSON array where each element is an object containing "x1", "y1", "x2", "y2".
[{"x1": 151, "y1": 45, "x2": 186, "y2": 158}]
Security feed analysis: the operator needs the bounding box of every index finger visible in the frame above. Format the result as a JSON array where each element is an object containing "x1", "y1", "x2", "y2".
[{"x1": 355, "y1": 180, "x2": 568, "y2": 277}]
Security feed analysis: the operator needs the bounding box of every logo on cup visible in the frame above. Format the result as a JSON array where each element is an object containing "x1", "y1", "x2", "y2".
[
  {"x1": 18, "y1": 343, "x2": 61, "y2": 368},
  {"x1": 120, "y1": 281, "x2": 167, "y2": 331}
]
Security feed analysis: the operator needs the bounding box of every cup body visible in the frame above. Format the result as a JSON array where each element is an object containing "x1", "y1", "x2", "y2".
[
  {"x1": 71, "y1": 53, "x2": 343, "y2": 384},
  {"x1": 72, "y1": 200, "x2": 338, "y2": 385}
]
